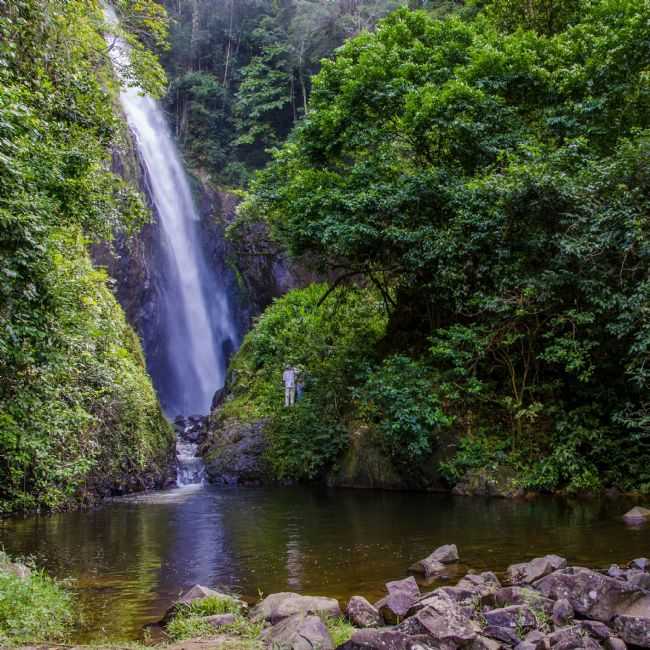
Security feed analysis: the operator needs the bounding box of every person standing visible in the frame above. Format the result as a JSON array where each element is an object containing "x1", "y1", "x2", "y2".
[{"x1": 283, "y1": 365, "x2": 297, "y2": 407}]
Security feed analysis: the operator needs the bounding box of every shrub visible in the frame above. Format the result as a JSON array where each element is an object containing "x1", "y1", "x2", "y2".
[{"x1": 359, "y1": 355, "x2": 453, "y2": 465}]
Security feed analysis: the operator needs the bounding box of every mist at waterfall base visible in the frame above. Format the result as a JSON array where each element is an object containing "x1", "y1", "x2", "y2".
[{"x1": 106, "y1": 10, "x2": 238, "y2": 417}]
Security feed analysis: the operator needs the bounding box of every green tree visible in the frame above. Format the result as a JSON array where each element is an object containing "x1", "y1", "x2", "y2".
[
  {"x1": 485, "y1": 0, "x2": 583, "y2": 35},
  {"x1": 242, "y1": 0, "x2": 650, "y2": 492}
]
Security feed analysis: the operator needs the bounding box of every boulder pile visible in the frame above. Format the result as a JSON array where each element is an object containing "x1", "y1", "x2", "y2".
[
  {"x1": 158, "y1": 547, "x2": 650, "y2": 650},
  {"x1": 338, "y1": 550, "x2": 650, "y2": 650}
]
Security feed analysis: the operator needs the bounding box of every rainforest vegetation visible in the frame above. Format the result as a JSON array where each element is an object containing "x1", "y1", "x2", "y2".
[
  {"x1": 160, "y1": 0, "x2": 462, "y2": 185},
  {"x1": 227, "y1": 0, "x2": 650, "y2": 494},
  {"x1": 2, "y1": 0, "x2": 650, "y2": 514},
  {"x1": 0, "y1": 0, "x2": 174, "y2": 513}
]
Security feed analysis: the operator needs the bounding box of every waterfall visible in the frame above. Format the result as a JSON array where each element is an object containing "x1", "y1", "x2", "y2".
[{"x1": 104, "y1": 8, "x2": 237, "y2": 417}]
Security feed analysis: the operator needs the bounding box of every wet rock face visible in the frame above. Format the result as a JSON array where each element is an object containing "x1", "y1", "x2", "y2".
[
  {"x1": 174, "y1": 415, "x2": 206, "y2": 444},
  {"x1": 200, "y1": 416, "x2": 271, "y2": 486},
  {"x1": 451, "y1": 468, "x2": 524, "y2": 498}
]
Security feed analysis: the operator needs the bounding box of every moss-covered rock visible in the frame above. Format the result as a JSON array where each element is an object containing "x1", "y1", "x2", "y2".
[
  {"x1": 201, "y1": 415, "x2": 272, "y2": 486},
  {"x1": 451, "y1": 467, "x2": 524, "y2": 498}
]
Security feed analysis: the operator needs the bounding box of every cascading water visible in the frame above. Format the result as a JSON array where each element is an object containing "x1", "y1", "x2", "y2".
[{"x1": 104, "y1": 8, "x2": 238, "y2": 483}]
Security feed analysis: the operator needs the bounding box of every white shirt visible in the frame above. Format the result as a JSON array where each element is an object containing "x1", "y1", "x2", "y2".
[{"x1": 283, "y1": 368, "x2": 296, "y2": 388}]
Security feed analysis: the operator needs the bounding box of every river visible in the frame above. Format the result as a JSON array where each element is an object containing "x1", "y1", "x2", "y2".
[{"x1": 0, "y1": 486, "x2": 647, "y2": 642}]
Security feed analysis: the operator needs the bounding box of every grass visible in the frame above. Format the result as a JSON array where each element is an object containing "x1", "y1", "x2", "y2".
[
  {"x1": 165, "y1": 615, "x2": 215, "y2": 641},
  {"x1": 166, "y1": 594, "x2": 262, "y2": 645},
  {"x1": 0, "y1": 554, "x2": 74, "y2": 645},
  {"x1": 325, "y1": 616, "x2": 355, "y2": 647},
  {"x1": 178, "y1": 594, "x2": 243, "y2": 617},
  {"x1": 166, "y1": 611, "x2": 264, "y2": 648}
]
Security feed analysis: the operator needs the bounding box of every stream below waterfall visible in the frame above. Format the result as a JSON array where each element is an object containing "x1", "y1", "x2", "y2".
[{"x1": 0, "y1": 487, "x2": 648, "y2": 642}]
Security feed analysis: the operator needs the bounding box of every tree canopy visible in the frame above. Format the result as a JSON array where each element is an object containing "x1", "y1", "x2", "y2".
[
  {"x1": 160, "y1": 0, "x2": 459, "y2": 185},
  {"x1": 239, "y1": 0, "x2": 650, "y2": 492}
]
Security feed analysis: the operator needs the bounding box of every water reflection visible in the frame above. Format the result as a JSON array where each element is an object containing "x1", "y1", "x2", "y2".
[{"x1": 0, "y1": 487, "x2": 648, "y2": 642}]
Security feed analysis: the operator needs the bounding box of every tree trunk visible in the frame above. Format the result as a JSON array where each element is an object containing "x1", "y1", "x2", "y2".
[
  {"x1": 190, "y1": 0, "x2": 200, "y2": 71},
  {"x1": 222, "y1": 0, "x2": 234, "y2": 87}
]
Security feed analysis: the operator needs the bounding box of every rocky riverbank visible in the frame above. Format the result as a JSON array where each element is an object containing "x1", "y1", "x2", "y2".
[
  {"x1": 7, "y1": 541, "x2": 650, "y2": 649},
  {"x1": 142, "y1": 546, "x2": 650, "y2": 650}
]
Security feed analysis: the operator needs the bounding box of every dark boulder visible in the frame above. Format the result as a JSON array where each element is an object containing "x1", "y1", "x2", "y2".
[
  {"x1": 160, "y1": 585, "x2": 242, "y2": 625},
  {"x1": 396, "y1": 593, "x2": 477, "y2": 647},
  {"x1": 577, "y1": 621, "x2": 612, "y2": 641},
  {"x1": 0, "y1": 556, "x2": 31, "y2": 580},
  {"x1": 515, "y1": 643, "x2": 539, "y2": 650},
  {"x1": 387, "y1": 577, "x2": 421, "y2": 599},
  {"x1": 604, "y1": 639, "x2": 626, "y2": 650},
  {"x1": 625, "y1": 570, "x2": 650, "y2": 591},
  {"x1": 548, "y1": 627, "x2": 585, "y2": 648},
  {"x1": 409, "y1": 544, "x2": 459, "y2": 578},
  {"x1": 338, "y1": 628, "x2": 438, "y2": 649},
  {"x1": 484, "y1": 606, "x2": 537, "y2": 634},
  {"x1": 378, "y1": 592, "x2": 418, "y2": 625},
  {"x1": 631, "y1": 558, "x2": 649, "y2": 572},
  {"x1": 523, "y1": 630, "x2": 548, "y2": 650},
  {"x1": 608, "y1": 566, "x2": 626, "y2": 581},
  {"x1": 457, "y1": 573, "x2": 501, "y2": 598},
  {"x1": 261, "y1": 612, "x2": 334, "y2": 649},
  {"x1": 612, "y1": 615, "x2": 650, "y2": 648},
  {"x1": 507, "y1": 556, "x2": 567, "y2": 585},
  {"x1": 486, "y1": 587, "x2": 554, "y2": 614},
  {"x1": 251, "y1": 592, "x2": 341, "y2": 624},
  {"x1": 409, "y1": 587, "x2": 476, "y2": 620},
  {"x1": 473, "y1": 636, "x2": 506, "y2": 650},
  {"x1": 483, "y1": 625, "x2": 522, "y2": 646},
  {"x1": 378, "y1": 577, "x2": 421, "y2": 624},
  {"x1": 346, "y1": 596, "x2": 382, "y2": 628},
  {"x1": 534, "y1": 567, "x2": 650, "y2": 622},
  {"x1": 552, "y1": 599, "x2": 575, "y2": 627},
  {"x1": 202, "y1": 613, "x2": 236, "y2": 629}
]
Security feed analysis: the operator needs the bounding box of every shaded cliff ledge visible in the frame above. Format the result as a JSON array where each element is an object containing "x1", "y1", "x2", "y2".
[{"x1": 199, "y1": 403, "x2": 471, "y2": 494}]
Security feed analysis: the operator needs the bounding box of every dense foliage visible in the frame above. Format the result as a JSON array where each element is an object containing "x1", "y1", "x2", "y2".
[
  {"x1": 239, "y1": 0, "x2": 650, "y2": 493},
  {"x1": 160, "y1": 0, "x2": 461, "y2": 186},
  {"x1": 221, "y1": 284, "x2": 387, "y2": 479},
  {"x1": 0, "y1": 0, "x2": 173, "y2": 513}
]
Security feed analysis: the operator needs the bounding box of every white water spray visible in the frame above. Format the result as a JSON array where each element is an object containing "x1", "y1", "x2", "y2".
[{"x1": 104, "y1": 8, "x2": 237, "y2": 418}]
